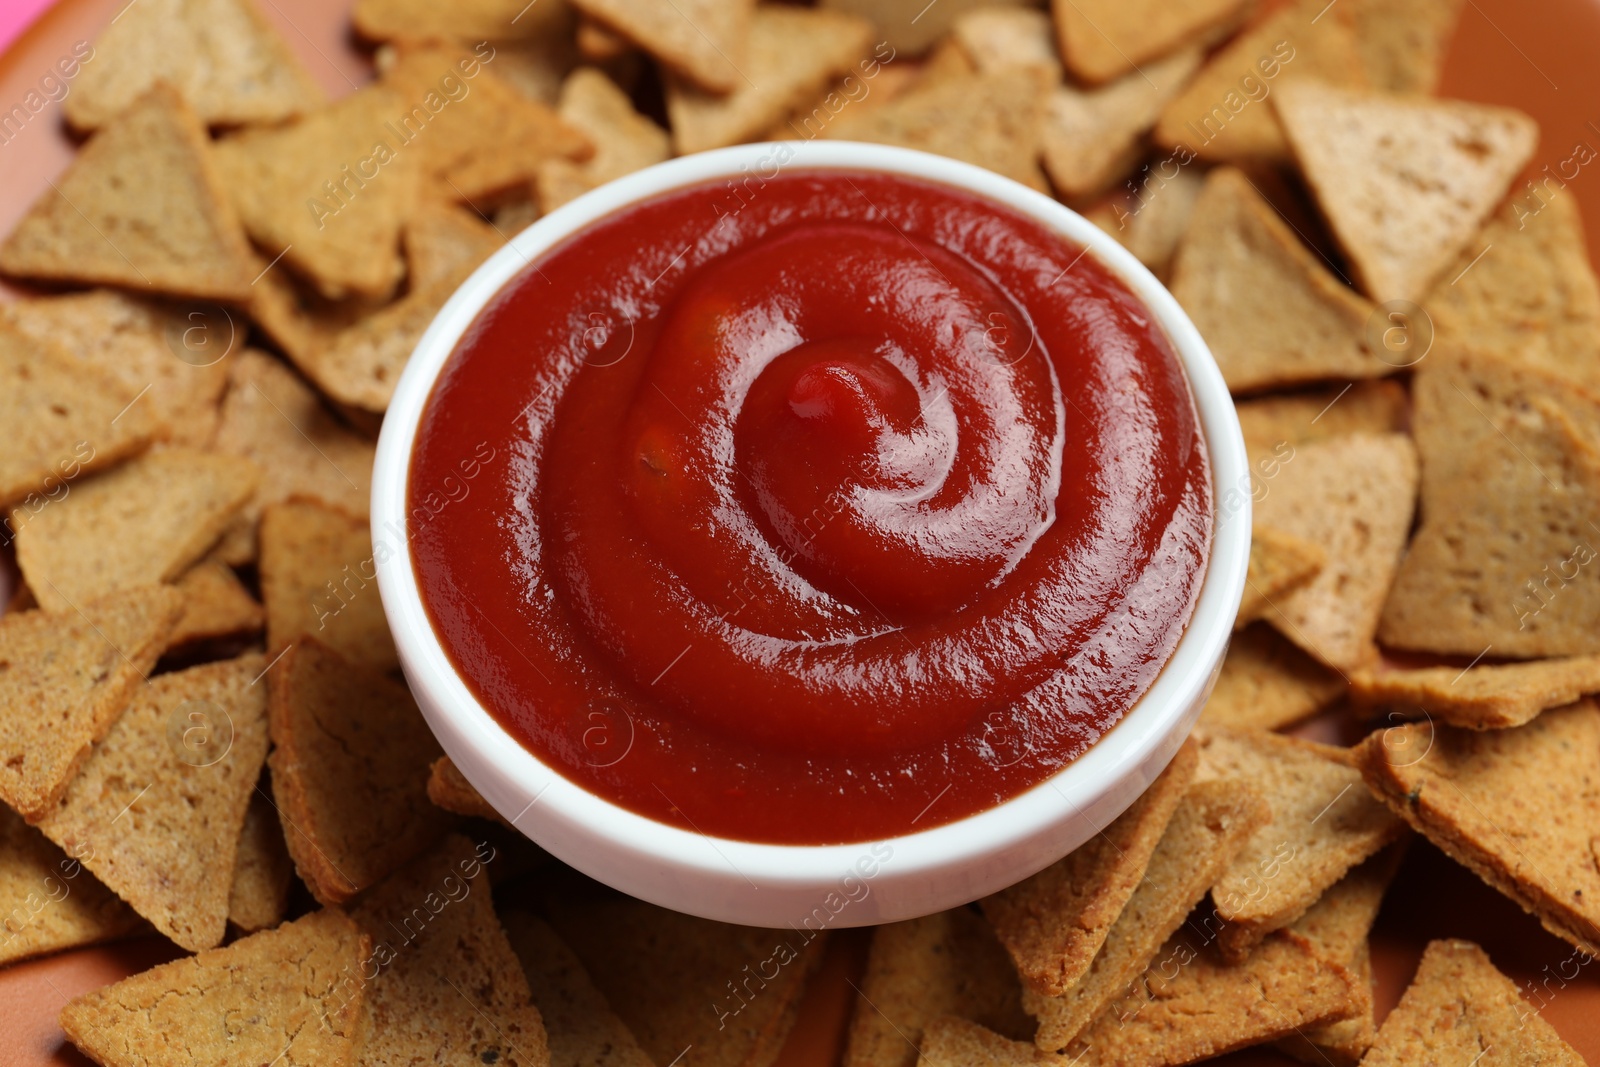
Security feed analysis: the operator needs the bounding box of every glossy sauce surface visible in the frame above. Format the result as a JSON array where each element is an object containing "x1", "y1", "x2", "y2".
[{"x1": 409, "y1": 170, "x2": 1211, "y2": 844}]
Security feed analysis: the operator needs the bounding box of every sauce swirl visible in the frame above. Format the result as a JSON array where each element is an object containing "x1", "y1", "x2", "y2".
[{"x1": 410, "y1": 170, "x2": 1210, "y2": 844}]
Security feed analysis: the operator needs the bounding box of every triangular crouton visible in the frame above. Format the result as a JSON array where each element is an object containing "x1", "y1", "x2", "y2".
[{"x1": 1275, "y1": 80, "x2": 1538, "y2": 300}]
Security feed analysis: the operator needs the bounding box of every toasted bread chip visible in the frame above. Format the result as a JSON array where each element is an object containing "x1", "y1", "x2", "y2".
[
  {"x1": 1378, "y1": 351, "x2": 1600, "y2": 657},
  {"x1": 1202, "y1": 624, "x2": 1346, "y2": 731},
  {"x1": 0, "y1": 586, "x2": 181, "y2": 819},
  {"x1": 505, "y1": 911, "x2": 654, "y2": 1067},
  {"x1": 64, "y1": 0, "x2": 321, "y2": 130},
  {"x1": 818, "y1": 0, "x2": 1025, "y2": 54},
  {"x1": 1196, "y1": 728, "x2": 1404, "y2": 961},
  {"x1": 1067, "y1": 930, "x2": 1358, "y2": 1065},
  {"x1": 916, "y1": 1016, "x2": 1055, "y2": 1066},
  {"x1": 0, "y1": 805, "x2": 140, "y2": 967},
  {"x1": 382, "y1": 44, "x2": 591, "y2": 205},
  {"x1": 1234, "y1": 380, "x2": 1409, "y2": 453},
  {"x1": 247, "y1": 257, "x2": 386, "y2": 374},
  {"x1": 0, "y1": 291, "x2": 230, "y2": 451},
  {"x1": 0, "y1": 326, "x2": 162, "y2": 513},
  {"x1": 13, "y1": 449, "x2": 258, "y2": 614},
  {"x1": 268, "y1": 640, "x2": 451, "y2": 905},
  {"x1": 59, "y1": 909, "x2": 371, "y2": 1067},
  {"x1": 538, "y1": 69, "x2": 670, "y2": 213},
  {"x1": 1362, "y1": 939, "x2": 1584, "y2": 1066},
  {"x1": 1086, "y1": 165, "x2": 1206, "y2": 281},
  {"x1": 494, "y1": 34, "x2": 586, "y2": 106},
  {"x1": 213, "y1": 350, "x2": 377, "y2": 564},
  {"x1": 1275, "y1": 81, "x2": 1538, "y2": 301},
  {"x1": 1171, "y1": 168, "x2": 1387, "y2": 392},
  {"x1": 916, "y1": 36, "x2": 978, "y2": 91},
  {"x1": 1273, "y1": 846, "x2": 1406, "y2": 1067},
  {"x1": 228, "y1": 791, "x2": 293, "y2": 933},
  {"x1": 1348, "y1": 0, "x2": 1465, "y2": 95},
  {"x1": 845, "y1": 907, "x2": 1033, "y2": 1067},
  {"x1": 1, "y1": 84, "x2": 255, "y2": 301},
  {"x1": 1053, "y1": 0, "x2": 1249, "y2": 85},
  {"x1": 666, "y1": 7, "x2": 872, "y2": 154},
  {"x1": 577, "y1": 17, "x2": 633, "y2": 60},
  {"x1": 1356, "y1": 700, "x2": 1600, "y2": 957},
  {"x1": 1352, "y1": 656, "x2": 1600, "y2": 731},
  {"x1": 550, "y1": 893, "x2": 824, "y2": 1067},
  {"x1": 1239, "y1": 526, "x2": 1326, "y2": 629},
  {"x1": 1253, "y1": 433, "x2": 1418, "y2": 672},
  {"x1": 353, "y1": 0, "x2": 572, "y2": 42},
  {"x1": 1155, "y1": 0, "x2": 1366, "y2": 164},
  {"x1": 951, "y1": 7, "x2": 1060, "y2": 78},
  {"x1": 826, "y1": 68, "x2": 1051, "y2": 192},
  {"x1": 1042, "y1": 48, "x2": 1201, "y2": 202},
  {"x1": 294, "y1": 204, "x2": 501, "y2": 412},
  {"x1": 260, "y1": 500, "x2": 395, "y2": 671},
  {"x1": 168, "y1": 559, "x2": 264, "y2": 649},
  {"x1": 982, "y1": 742, "x2": 1198, "y2": 997},
  {"x1": 768, "y1": 59, "x2": 919, "y2": 141},
  {"x1": 1025, "y1": 779, "x2": 1271, "y2": 1051},
  {"x1": 571, "y1": 0, "x2": 752, "y2": 93},
  {"x1": 353, "y1": 834, "x2": 549, "y2": 1067},
  {"x1": 213, "y1": 82, "x2": 423, "y2": 301},
  {"x1": 1427, "y1": 185, "x2": 1600, "y2": 392},
  {"x1": 405, "y1": 199, "x2": 506, "y2": 290},
  {"x1": 428, "y1": 756, "x2": 506, "y2": 825},
  {"x1": 33, "y1": 654, "x2": 268, "y2": 952}
]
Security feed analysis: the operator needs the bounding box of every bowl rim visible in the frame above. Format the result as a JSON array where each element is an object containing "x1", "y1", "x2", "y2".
[{"x1": 372, "y1": 139, "x2": 1250, "y2": 891}]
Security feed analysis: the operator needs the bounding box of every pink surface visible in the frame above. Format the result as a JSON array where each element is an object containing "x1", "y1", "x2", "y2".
[{"x1": 0, "y1": 0, "x2": 58, "y2": 54}]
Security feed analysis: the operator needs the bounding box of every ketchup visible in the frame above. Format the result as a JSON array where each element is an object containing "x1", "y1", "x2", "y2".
[{"x1": 409, "y1": 169, "x2": 1211, "y2": 845}]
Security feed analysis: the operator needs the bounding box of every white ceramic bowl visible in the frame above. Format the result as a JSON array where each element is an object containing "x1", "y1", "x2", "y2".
[{"x1": 373, "y1": 141, "x2": 1250, "y2": 929}]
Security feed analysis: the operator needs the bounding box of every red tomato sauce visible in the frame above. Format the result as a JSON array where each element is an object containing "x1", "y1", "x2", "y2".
[{"x1": 408, "y1": 169, "x2": 1211, "y2": 845}]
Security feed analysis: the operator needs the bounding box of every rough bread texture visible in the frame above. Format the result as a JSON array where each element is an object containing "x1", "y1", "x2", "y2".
[
  {"x1": 227, "y1": 791, "x2": 293, "y2": 933},
  {"x1": 825, "y1": 68, "x2": 1052, "y2": 193},
  {"x1": 1042, "y1": 48, "x2": 1202, "y2": 201},
  {"x1": 1171, "y1": 167, "x2": 1383, "y2": 393},
  {"x1": 64, "y1": 0, "x2": 322, "y2": 129},
  {"x1": 550, "y1": 893, "x2": 825, "y2": 1067},
  {"x1": 13, "y1": 449, "x2": 258, "y2": 614},
  {"x1": 505, "y1": 911, "x2": 654, "y2": 1067},
  {"x1": 982, "y1": 742, "x2": 1198, "y2": 997},
  {"x1": 211, "y1": 350, "x2": 376, "y2": 564},
  {"x1": 352, "y1": 834, "x2": 551, "y2": 1067},
  {"x1": 1234, "y1": 381, "x2": 1409, "y2": 454},
  {"x1": 1064, "y1": 931, "x2": 1358, "y2": 1066},
  {"x1": 666, "y1": 7, "x2": 872, "y2": 155},
  {"x1": 59, "y1": 909, "x2": 371, "y2": 1067},
  {"x1": 260, "y1": 500, "x2": 396, "y2": 671},
  {"x1": 1427, "y1": 185, "x2": 1600, "y2": 392},
  {"x1": 1053, "y1": 0, "x2": 1248, "y2": 85},
  {"x1": 1377, "y1": 350, "x2": 1600, "y2": 657},
  {"x1": 1355, "y1": 700, "x2": 1600, "y2": 957},
  {"x1": 0, "y1": 325, "x2": 162, "y2": 512},
  {"x1": 1275, "y1": 80, "x2": 1538, "y2": 301},
  {"x1": 845, "y1": 906, "x2": 1033, "y2": 1067},
  {"x1": 1201, "y1": 624, "x2": 1346, "y2": 732},
  {"x1": 0, "y1": 84, "x2": 257, "y2": 301},
  {"x1": 0, "y1": 585, "x2": 183, "y2": 819},
  {"x1": 1239, "y1": 526, "x2": 1326, "y2": 629},
  {"x1": 538, "y1": 69, "x2": 670, "y2": 214},
  {"x1": 1155, "y1": 0, "x2": 1366, "y2": 164},
  {"x1": 267, "y1": 640, "x2": 451, "y2": 905},
  {"x1": 1348, "y1": 0, "x2": 1464, "y2": 94},
  {"x1": 1360, "y1": 939, "x2": 1584, "y2": 1066},
  {"x1": 34, "y1": 654, "x2": 270, "y2": 952},
  {"x1": 570, "y1": 0, "x2": 752, "y2": 92},
  {"x1": 1197, "y1": 727, "x2": 1403, "y2": 961},
  {"x1": 1253, "y1": 433, "x2": 1419, "y2": 672},
  {"x1": 1025, "y1": 779, "x2": 1271, "y2": 1051},
  {"x1": 0, "y1": 290, "x2": 229, "y2": 450},
  {"x1": 1351, "y1": 656, "x2": 1600, "y2": 730},
  {"x1": 0, "y1": 804, "x2": 139, "y2": 967}
]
